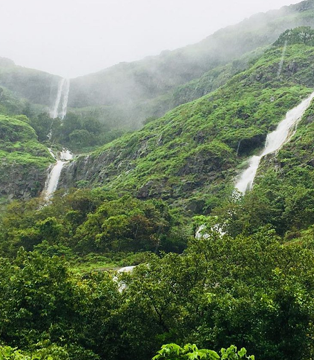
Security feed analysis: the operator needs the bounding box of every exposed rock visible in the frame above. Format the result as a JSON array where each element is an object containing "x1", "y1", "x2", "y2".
[
  {"x1": 0, "y1": 163, "x2": 48, "y2": 200},
  {"x1": 237, "y1": 134, "x2": 266, "y2": 156}
]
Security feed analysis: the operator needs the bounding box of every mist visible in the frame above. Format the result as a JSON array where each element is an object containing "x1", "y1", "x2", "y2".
[{"x1": 0, "y1": 0, "x2": 301, "y2": 78}]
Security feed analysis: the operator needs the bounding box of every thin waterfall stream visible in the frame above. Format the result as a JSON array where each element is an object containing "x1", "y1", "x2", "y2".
[
  {"x1": 43, "y1": 78, "x2": 71, "y2": 200},
  {"x1": 235, "y1": 91, "x2": 314, "y2": 194},
  {"x1": 196, "y1": 91, "x2": 314, "y2": 239},
  {"x1": 42, "y1": 149, "x2": 73, "y2": 200},
  {"x1": 50, "y1": 78, "x2": 70, "y2": 120}
]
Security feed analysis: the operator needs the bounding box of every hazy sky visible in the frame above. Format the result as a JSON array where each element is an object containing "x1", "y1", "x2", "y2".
[{"x1": 0, "y1": 0, "x2": 301, "y2": 78}]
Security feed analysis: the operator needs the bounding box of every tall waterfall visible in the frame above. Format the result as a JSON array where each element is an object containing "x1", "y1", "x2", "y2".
[
  {"x1": 51, "y1": 78, "x2": 70, "y2": 120},
  {"x1": 42, "y1": 149, "x2": 73, "y2": 200},
  {"x1": 44, "y1": 78, "x2": 71, "y2": 200},
  {"x1": 235, "y1": 91, "x2": 314, "y2": 194}
]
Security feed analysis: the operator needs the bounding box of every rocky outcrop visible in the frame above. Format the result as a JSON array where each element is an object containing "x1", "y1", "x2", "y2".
[
  {"x1": 236, "y1": 134, "x2": 266, "y2": 156},
  {"x1": 0, "y1": 164, "x2": 48, "y2": 200}
]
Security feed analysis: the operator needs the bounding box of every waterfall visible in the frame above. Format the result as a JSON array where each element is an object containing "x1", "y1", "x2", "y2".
[
  {"x1": 60, "y1": 79, "x2": 70, "y2": 120},
  {"x1": 235, "y1": 91, "x2": 314, "y2": 194},
  {"x1": 114, "y1": 266, "x2": 136, "y2": 292},
  {"x1": 51, "y1": 78, "x2": 65, "y2": 119},
  {"x1": 277, "y1": 40, "x2": 288, "y2": 77},
  {"x1": 50, "y1": 78, "x2": 70, "y2": 120},
  {"x1": 44, "y1": 79, "x2": 71, "y2": 199},
  {"x1": 42, "y1": 149, "x2": 73, "y2": 200}
]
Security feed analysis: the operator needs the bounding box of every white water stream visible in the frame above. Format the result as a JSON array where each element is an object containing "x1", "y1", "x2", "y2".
[
  {"x1": 235, "y1": 91, "x2": 314, "y2": 194},
  {"x1": 51, "y1": 78, "x2": 70, "y2": 120},
  {"x1": 42, "y1": 149, "x2": 73, "y2": 200},
  {"x1": 277, "y1": 40, "x2": 288, "y2": 77},
  {"x1": 43, "y1": 78, "x2": 71, "y2": 200}
]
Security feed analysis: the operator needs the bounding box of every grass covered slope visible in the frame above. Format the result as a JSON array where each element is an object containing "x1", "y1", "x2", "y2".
[
  {"x1": 60, "y1": 29, "x2": 314, "y2": 214},
  {"x1": 0, "y1": 115, "x2": 53, "y2": 201}
]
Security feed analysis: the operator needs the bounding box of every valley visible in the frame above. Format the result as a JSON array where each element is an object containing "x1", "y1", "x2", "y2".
[{"x1": 1, "y1": 2, "x2": 314, "y2": 359}]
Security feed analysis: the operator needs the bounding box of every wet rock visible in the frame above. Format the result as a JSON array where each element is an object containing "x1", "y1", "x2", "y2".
[{"x1": 237, "y1": 134, "x2": 266, "y2": 156}]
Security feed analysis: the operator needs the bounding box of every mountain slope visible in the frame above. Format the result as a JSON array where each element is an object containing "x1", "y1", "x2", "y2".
[
  {"x1": 0, "y1": 115, "x2": 53, "y2": 202},
  {"x1": 68, "y1": 0, "x2": 314, "y2": 129},
  {"x1": 1, "y1": 1, "x2": 314, "y2": 136},
  {"x1": 60, "y1": 28, "x2": 314, "y2": 215},
  {"x1": 0, "y1": 57, "x2": 61, "y2": 112}
]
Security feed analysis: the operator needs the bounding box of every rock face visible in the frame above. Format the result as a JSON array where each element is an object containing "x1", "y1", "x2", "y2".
[
  {"x1": 237, "y1": 135, "x2": 267, "y2": 156},
  {"x1": 59, "y1": 149, "x2": 125, "y2": 189},
  {"x1": 0, "y1": 163, "x2": 48, "y2": 200},
  {"x1": 58, "y1": 148, "x2": 224, "y2": 203}
]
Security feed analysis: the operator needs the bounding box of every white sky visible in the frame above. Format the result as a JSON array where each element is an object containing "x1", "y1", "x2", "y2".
[{"x1": 0, "y1": 0, "x2": 302, "y2": 78}]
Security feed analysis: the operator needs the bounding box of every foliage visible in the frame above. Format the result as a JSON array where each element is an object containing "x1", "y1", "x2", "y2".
[
  {"x1": 0, "y1": 115, "x2": 53, "y2": 200},
  {"x1": 0, "y1": 189, "x2": 188, "y2": 257},
  {"x1": 62, "y1": 41, "x2": 314, "y2": 214},
  {"x1": 274, "y1": 26, "x2": 314, "y2": 46},
  {"x1": 153, "y1": 344, "x2": 254, "y2": 360},
  {"x1": 0, "y1": 344, "x2": 70, "y2": 360},
  {"x1": 153, "y1": 343, "x2": 219, "y2": 360},
  {"x1": 3, "y1": 26, "x2": 314, "y2": 360}
]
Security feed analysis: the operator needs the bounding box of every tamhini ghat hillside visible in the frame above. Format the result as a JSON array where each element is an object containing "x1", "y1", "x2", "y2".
[{"x1": 59, "y1": 28, "x2": 314, "y2": 216}]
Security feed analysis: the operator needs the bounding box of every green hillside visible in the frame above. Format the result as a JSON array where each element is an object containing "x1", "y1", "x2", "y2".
[
  {"x1": 2, "y1": 14, "x2": 314, "y2": 360},
  {"x1": 60, "y1": 29, "x2": 314, "y2": 218},
  {"x1": 0, "y1": 115, "x2": 53, "y2": 202}
]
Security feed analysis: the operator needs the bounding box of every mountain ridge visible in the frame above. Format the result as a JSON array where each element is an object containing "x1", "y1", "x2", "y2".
[{"x1": 1, "y1": 1, "x2": 314, "y2": 133}]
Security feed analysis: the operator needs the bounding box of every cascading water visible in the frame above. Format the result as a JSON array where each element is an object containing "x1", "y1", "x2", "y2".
[
  {"x1": 235, "y1": 91, "x2": 314, "y2": 194},
  {"x1": 60, "y1": 79, "x2": 70, "y2": 120},
  {"x1": 277, "y1": 40, "x2": 288, "y2": 77},
  {"x1": 42, "y1": 149, "x2": 73, "y2": 200},
  {"x1": 114, "y1": 266, "x2": 136, "y2": 292},
  {"x1": 50, "y1": 78, "x2": 70, "y2": 120},
  {"x1": 51, "y1": 78, "x2": 65, "y2": 119},
  {"x1": 43, "y1": 79, "x2": 71, "y2": 200},
  {"x1": 196, "y1": 91, "x2": 314, "y2": 239}
]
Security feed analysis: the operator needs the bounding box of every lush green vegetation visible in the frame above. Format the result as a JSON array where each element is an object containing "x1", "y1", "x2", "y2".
[
  {"x1": 3, "y1": 24, "x2": 314, "y2": 360},
  {"x1": 153, "y1": 344, "x2": 255, "y2": 360},
  {"x1": 0, "y1": 222, "x2": 314, "y2": 359},
  {"x1": 61, "y1": 36, "x2": 314, "y2": 215},
  {"x1": 0, "y1": 189, "x2": 187, "y2": 257},
  {"x1": 0, "y1": 115, "x2": 53, "y2": 201}
]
